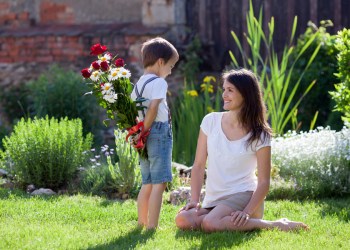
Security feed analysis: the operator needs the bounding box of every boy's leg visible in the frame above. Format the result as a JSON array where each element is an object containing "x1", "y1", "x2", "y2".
[
  {"x1": 137, "y1": 184, "x2": 152, "y2": 227},
  {"x1": 147, "y1": 183, "x2": 166, "y2": 229}
]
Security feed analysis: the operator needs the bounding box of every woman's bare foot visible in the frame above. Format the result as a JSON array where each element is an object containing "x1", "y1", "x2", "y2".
[{"x1": 275, "y1": 218, "x2": 309, "y2": 231}]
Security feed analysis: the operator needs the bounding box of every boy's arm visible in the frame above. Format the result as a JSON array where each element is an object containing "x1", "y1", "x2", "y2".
[{"x1": 142, "y1": 99, "x2": 162, "y2": 132}]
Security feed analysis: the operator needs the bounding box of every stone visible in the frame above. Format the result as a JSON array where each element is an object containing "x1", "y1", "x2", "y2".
[
  {"x1": 0, "y1": 169, "x2": 8, "y2": 177},
  {"x1": 26, "y1": 184, "x2": 36, "y2": 193},
  {"x1": 172, "y1": 162, "x2": 191, "y2": 176},
  {"x1": 169, "y1": 186, "x2": 205, "y2": 206},
  {"x1": 0, "y1": 180, "x2": 14, "y2": 189},
  {"x1": 31, "y1": 188, "x2": 56, "y2": 196}
]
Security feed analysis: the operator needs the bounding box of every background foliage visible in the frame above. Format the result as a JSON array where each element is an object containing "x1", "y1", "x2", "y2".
[
  {"x1": 288, "y1": 20, "x2": 341, "y2": 131},
  {"x1": 271, "y1": 127, "x2": 350, "y2": 199},
  {"x1": 330, "y1": 28, "x2": 350, "y2": 125},
  {"x1": 230, "y1": 0, "x2": 320, "y2": 135},
  {"x1": 171, "y1": 76, "x2": 222, "y2": 165},
  {"x1": 1, "y1": 117, "x2": 92, "y2": 189}
]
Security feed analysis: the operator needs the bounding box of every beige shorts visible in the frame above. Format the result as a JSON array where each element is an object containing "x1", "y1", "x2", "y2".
[{"x1": 203, "y1": 191, "x2": 265, "y2": 217}]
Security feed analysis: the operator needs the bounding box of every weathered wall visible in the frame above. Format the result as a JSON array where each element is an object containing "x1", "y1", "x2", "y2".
[
  {"x1": 0, "y1": 0, "x2": 186, "y2": 88},
  {"x1": 0, "y1": 0, "x2": 143, "y2": 27}
]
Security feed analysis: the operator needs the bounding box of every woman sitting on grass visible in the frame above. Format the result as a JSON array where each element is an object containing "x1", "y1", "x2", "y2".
[{"x1": 175, "y1": 69, "x2": 309, "y2": 232}]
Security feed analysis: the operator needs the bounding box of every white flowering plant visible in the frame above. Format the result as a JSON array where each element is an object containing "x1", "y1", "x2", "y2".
[{"x1": 271, "y1": 127, "x2": 350, "y2": 198}]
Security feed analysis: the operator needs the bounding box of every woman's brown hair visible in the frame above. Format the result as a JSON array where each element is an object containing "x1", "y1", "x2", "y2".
[{"x1": 222, "y1": 68, "x2": 272, "y2": 148}]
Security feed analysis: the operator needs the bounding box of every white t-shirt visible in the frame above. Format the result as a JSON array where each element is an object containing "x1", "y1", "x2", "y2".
[
  {"x1": 131, "y1": 74, "x2": 169, "y2": 122},
  {"x1": 200, "y1": 112, "x2": 271, "y2": 208}
]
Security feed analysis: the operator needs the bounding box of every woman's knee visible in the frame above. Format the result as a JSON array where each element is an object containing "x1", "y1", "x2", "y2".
[{"x1": 175, "y1": 212, "x2": 193, "y2": 230}]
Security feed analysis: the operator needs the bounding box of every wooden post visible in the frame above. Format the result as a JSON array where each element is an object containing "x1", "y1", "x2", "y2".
[
  {"x1": 309, "y1": 0, "x2": 318, "y2": 25},
  {"x1": 333, "y1": 0, "x2": 341, "y2": 32},
  {"x1": 220, "y1": 0, "x2": 228, "y2": 47}
]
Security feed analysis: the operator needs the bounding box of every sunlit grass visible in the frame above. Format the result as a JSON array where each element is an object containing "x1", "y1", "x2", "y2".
[{"x1": 0, "y1": 188, "x2": 349, "y2": 250}]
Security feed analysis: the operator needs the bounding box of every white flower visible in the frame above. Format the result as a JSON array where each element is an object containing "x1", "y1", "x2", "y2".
[
  {"x1": 90, "y1": 71, "x2": 101, "y2": 82},
  {"x1": 103, "y1": 93, "x2": 118, "y2": 103},
  {"x1": 99, "y1": 53, "x2": 111, "y2": 62},
  {"x1": 101, "y1": 83, "x2": 114, "y2": 95},
  {"x1": 119, "y1": 67, "x2": 131, "y2": 78},
  {"x1": 108, "y1": 68, "x2": 121, "y2": 81}
]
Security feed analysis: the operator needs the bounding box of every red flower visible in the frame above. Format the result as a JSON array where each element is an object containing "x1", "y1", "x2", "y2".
[
  {"x1": 100, "y1": 61, "x2": 109, "y2": 71},
  {"x1": 92, "y1": 61, "x2": 100, "y2": 70},
  {"x1": 115, "y1": 58, "x2": 125, "y2": 67},
  {"x1": 90, "y1": 43, "x2": 107, "y2": 56},
  {"x1": 81, "y1": 68, "x2": 91, "y2": 78}
]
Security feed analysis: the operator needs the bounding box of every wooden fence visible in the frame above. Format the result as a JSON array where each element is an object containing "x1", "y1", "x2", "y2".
[{"x1": 185, "y1": 0, "x2": 350, "y2": 70}]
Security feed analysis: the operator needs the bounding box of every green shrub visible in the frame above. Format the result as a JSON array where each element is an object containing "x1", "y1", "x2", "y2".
[
  {"x1": 1, "y1": 116, "x2": 92, "y2": 189},
  {"x1": 288, "y1": 20, "x2": 342, "y2": 131},
  {"x1": 330, "y1": 28, "x2": 350, "y2": 125},
  {"x1": 79, "y1": 164, "x2": 110, "y2": 196},
  {"x1": 107, "y1": 129, "x2": 141, "y2": 195},
  {"x1": 79, "y1": 145, "x2": 115, "y2": 196},
  {"x1": 272, "y1": 127, "x2": 350, "y2": 198},
  {"x1": 27, "y1": 65, "x2": 102, "y2": 143},
  {"x1": 0, "y1": 84, "x2": 31, "y2": 124},
  {"x1": 0, "y1": 124, "x2": 10, "y2": 150},
  {"x1": 178, "y1": 35, "x2": 202, "y2": 83}
]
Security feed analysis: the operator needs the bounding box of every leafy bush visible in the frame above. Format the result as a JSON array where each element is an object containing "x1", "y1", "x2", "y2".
[
  {"x1": 171, "y1": 76, "x2": 222, "y2": 165},
  {"x1": 0, "y1": 84, "x2": 31, "y2": 123},
  {"x1": 330, "y1": 28, "x2": 350, "y2": 125},
  {"x1": 78, "y1": 145, "x2": 115, "y2": 196},
  {"x1": 27, "y1": 65, "x2": 102, "y2": 143},
  {"x1": 271, "y1": 127, "x2": 350, "y2": 198},
  {"x1": 178, "y1": 35, "x2": 202, "y2": 83},
  {"x1": 288, "y1": 20, "x2": 341, "y2": 131},
  {"x1": 1, "y1": 117, "x2": 92, "y2": 189},
  {"x1": 0, "y1": 124, "x2": 10, "y2": 150},
  {"x1": 107, "y1": 129, "x2": 141, "y2": 195}
]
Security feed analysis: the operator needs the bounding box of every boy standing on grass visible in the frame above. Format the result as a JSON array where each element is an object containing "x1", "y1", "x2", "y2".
[{"x1": 131, "y1": 37, "x2": 179, "y2": 229}]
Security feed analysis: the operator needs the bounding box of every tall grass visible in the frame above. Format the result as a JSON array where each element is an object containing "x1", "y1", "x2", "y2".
[
  {"x1": 171, "y1": 76, "x2": 222, "y2": 165},
  {"x1": 229, "y1": 0, "x2": 321, "y2": 135}
]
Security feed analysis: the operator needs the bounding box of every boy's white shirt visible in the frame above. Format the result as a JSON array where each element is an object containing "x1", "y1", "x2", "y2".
[{"x1": 131, "y1": 73, "x2": 169, "y2": 122}]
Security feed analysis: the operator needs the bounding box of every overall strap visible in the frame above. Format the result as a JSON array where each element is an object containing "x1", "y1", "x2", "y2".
[{"x1": 134, "y1": 76, "x2": 159, "y2": 118}]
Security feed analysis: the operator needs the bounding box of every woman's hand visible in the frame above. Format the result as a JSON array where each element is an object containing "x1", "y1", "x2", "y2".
[
  {"x1": 178, "y1": 201, "x2": 201, "y2": 213},
  {"x1": 230, "y1": 210, "x2": 250, "y2": 227}
]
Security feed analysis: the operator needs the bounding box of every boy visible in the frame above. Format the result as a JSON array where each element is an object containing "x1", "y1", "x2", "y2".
[{"x1": 131, "y1": 37, "x2": 179, "y2": 229}]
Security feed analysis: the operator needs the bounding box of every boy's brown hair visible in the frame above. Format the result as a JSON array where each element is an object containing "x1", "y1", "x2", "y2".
[{"x1": 141, "y1": 37, "x2": 178, "y2": 68}]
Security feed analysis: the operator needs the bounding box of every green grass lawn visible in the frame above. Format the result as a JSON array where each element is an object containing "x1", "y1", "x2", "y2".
[{"x1": 0, "y1": 188, "x2": 349, "y2": 250}]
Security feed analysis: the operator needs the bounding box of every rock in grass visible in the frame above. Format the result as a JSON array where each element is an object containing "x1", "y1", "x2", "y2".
[{"x1": 31, "y1": 188, "x2": 56, "y2": 196}]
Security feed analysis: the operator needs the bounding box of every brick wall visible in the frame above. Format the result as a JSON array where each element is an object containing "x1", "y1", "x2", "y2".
[
  {"x1": 0, "y1": 0, "x2": 185, "y2": 85},
  {"x1": 0, "y1": 23, "x2": 169, "y2": 86}
]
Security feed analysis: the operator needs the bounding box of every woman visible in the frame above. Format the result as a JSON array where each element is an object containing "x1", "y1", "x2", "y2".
[{"x1": 175, "y1": 69, "x2": 308, "y2": 232}]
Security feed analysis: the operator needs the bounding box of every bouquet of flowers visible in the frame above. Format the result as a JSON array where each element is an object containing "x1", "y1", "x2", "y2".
[{"x1": 81, "y1": 43, "x2": 150, "y2": 156}]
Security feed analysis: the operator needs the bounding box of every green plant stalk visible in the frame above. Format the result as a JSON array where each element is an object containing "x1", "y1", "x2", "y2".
[
  {"x1": 172, "y1": 81, "x2": 222, "y2": 165},
  {"x1": 230, "y1": 0, "x2": 321, "y2": 135},
  {"x1": 107, "y1": 129, "x2": 140, "y2": 194}
]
